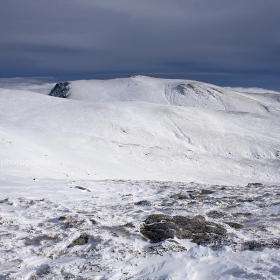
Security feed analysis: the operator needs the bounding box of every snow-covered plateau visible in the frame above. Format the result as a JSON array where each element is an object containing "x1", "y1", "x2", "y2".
[{"x1": 0, "y1": 76, "x2": 279, "y2": 279}]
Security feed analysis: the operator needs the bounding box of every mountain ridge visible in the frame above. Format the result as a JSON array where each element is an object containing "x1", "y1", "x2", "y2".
[{"x1": 0, "y1": 76, "x2": 279, "y2": 184}]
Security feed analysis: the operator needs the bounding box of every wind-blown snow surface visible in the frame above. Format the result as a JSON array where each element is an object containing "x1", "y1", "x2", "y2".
[
  {"x1": 0, "y1": 76, "x2": 280, "y2": 279},
  {"x1": 0, "y1": 178, "x2": 280, "y2": 279}
]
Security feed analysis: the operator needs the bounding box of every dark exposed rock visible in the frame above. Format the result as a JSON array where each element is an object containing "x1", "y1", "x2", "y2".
[
  {"x1": 135, "y1": 200, "x2": 151, "y2": 206},
  {"x1": 207, "y1": 210, "x2": 226, "y2": 218},
  {"x1": 68, "y1": 234, "x2": 89, "y2": 248},
  {"x1": 232, "y1": 212, "x2": 252, "y2": 217},
  {"x1": 243, "y1": 239, "x2": 280, "y2": 251},
  {"x1": 90, "y1": 219, "x2": 97, "y2": 225},
  {"x1": 0, "y1": 198, "x2": 13, "y2": 205},
  {"x1": 140, "y1": 214, "x2": 226, "y2": 244},
  {"x1": 75, "y1": 186, "x2": 91, "y2": 192},
  {"x1": 225, "y1": 222, "x2": 244, "y2": 229},
  {"x1": 144, "y1": 214, "x2": 171, "y2": 224},
  {"x1": 58, "y1": 216, "x2": 68, "y2": 221},
  {"x1": 49, "y1": 82, "x2": 71, "y2": 98},
  {"x1": 201, "y1": 189, "x2": 214, "y2": 195},
  {"x1": 247, "y1": 183, "x2": 263, "y2": 188},
  {"x1": 120, "y1": 222, "x2": 135, "y2": 228},
  {"x1": 177, "y1": 83, "x2": 196, "y2": 95},
  {"x1": 191, "y1": 233, "x2": 228, "y2": 246},
  {"x1": 170, "y1": 193, "x2": 189, "y2": 200},
  {"x1": 237, "y1": 198, "x2": 254, "y2": 203}
]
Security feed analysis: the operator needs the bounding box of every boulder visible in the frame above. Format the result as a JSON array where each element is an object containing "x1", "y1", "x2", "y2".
[{"x1": 140, "y1": 214, "x2": 226, "y2": 244}]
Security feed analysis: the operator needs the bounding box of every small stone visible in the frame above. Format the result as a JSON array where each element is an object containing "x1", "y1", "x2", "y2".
[
  {"x1": 121, "y1": 222, "x2": 135, "y2": 228},
  {"x1": 75, "y1": 186, "x2": 91, "y2": 192},
  {"x1": 68, "y1": 234, "x2": 89, "y2": 248},
  {"x1": 135, "y1": 200, "x2": 151, "y2": 206},
  {"x1": 201, "y1": 189, "x2": 214, "y2": 195},
  {"x1": 58, "y1": 216, "x2": 68, "y2": 221},
  {"x1": 90, "y1": 219, "x2": 97, "y2": 225}
]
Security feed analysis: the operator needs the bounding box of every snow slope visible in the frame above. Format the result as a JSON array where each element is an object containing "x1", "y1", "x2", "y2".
[{"x1": 0, "y1": 76, "x2": 279, "y2": 184}]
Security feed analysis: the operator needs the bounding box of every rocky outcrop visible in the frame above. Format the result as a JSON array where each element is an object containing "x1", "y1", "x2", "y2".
[
  {"x1": 140, "y1": 214, "x2": 227, "y2": 244},
  {"x1": 177, "y1": 83, "x2": 196, "y2": 95},
  {"x1": 49, "y1": 82, "x2": 71, "y2": 98}
]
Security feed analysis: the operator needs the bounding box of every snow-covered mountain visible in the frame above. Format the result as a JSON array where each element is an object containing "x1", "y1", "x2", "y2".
[
  {"x1": 0, "y1": 75, "x2": 279, "y2": 184},
  {"x1": 1, "y1": 76, "x2": 280, "y2": 279}
]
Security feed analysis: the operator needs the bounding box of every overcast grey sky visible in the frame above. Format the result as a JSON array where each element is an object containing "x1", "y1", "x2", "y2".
[{"x1": 1, "y1": 0, "x2": 280, "y2": 89}]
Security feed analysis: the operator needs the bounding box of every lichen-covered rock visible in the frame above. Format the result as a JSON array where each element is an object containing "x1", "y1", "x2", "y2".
[
  {"x1": 49, "y1": 82, "x2": 71, "y2": 98},
  {"x1": 140, "y1": 214, "x2": 226, "y2": 244}
]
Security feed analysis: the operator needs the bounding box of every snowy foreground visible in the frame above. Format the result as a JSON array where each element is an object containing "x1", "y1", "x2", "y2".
[
  {"x1": 0, "y1": 178, "x2": 280, "y2": 279},
  {"x1": 0, "y1": 76, "x2": 280, "y2": 279}
]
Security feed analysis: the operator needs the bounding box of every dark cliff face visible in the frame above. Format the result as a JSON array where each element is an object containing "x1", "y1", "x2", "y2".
[{"x1": 49, "y1": 82, "x2": 71, "y2": 98}]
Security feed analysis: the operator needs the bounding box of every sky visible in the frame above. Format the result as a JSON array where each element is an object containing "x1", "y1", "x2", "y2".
[{"x1": 0, "y1": 0, "x2": 280, "y2": 90}]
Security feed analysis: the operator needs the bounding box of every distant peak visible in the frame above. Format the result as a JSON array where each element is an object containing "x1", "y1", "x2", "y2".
[
  {"x1": 49, "y1": 82, "x2": 71, "y2": 98},
  {"x1": 130, "y1": 75, "x2": 151, "y2": 79}
]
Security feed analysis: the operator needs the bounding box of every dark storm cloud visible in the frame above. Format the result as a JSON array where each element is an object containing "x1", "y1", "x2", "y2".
[{"x1": 0, "y1": 0, "x2": 280, "y2": 89}]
